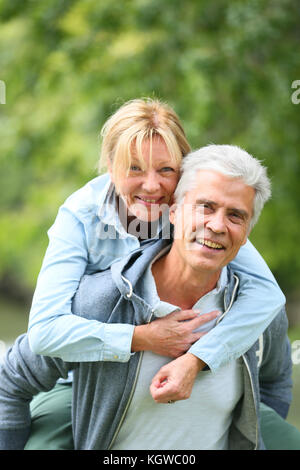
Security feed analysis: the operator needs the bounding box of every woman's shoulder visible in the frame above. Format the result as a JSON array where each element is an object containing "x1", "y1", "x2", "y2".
[{"x1": 62, "y1": 173, "x2": 111, "y2": 217}]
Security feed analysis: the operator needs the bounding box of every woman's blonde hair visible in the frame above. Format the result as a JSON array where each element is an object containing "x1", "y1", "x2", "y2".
[{"x1": 98, "y1": 98, "x2": 191, "y2": 191}]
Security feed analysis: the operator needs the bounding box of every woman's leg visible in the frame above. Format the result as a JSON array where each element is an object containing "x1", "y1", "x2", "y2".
[
  {"x1": 24, "y1": 383, "x2": 73, "y2": 450},
  {"x1": 260, "y1": 402, "x2": 300, "y2": 450}
]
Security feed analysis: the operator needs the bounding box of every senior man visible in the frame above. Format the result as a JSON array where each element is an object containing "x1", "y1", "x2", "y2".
[{"x1": 0, "y1": 145, "x2": 293, "y2": 450}]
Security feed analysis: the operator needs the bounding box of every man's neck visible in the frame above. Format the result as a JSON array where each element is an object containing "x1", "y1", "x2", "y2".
[{"x1": 151, "y1": 250, "x2": 221, "y2": 310}]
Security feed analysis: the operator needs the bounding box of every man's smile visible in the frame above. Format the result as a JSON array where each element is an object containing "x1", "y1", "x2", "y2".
[{"x1": 195, "y1": 237, "x2": 225, "y2": 250}]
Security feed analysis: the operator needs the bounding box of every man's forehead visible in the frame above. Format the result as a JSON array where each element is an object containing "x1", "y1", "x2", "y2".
[
  {"x1": 182, "y1": 172, "x2": 255, "y2": 215},
  {"x1": 184, "y1": 171, "x2": 251, "y2": 197}
]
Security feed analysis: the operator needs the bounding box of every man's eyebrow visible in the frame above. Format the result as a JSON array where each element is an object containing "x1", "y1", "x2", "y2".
[
  {"x1": 194, "y1": 198, "x2": 215, "y2": 205},
  {"x1": 194, "y1": 198, "x2": 250, "y2": 219},
  {"x1": 229, "y1": 208, "x2": 250, "y2": 219}
]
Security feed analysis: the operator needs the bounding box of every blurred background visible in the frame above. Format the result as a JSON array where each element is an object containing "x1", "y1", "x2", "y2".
[{"x1": 0, "y1": 0, "x2": 300, "y2": 429}]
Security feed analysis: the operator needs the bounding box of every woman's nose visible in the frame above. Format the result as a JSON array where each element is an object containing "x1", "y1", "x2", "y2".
[{"x1": 142, "y1": 170, "x2": 160, "y2": 192}]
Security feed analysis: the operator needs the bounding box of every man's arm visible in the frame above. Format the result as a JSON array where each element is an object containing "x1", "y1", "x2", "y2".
[
  {"x1": 134, "y1": 311, "x2": 219, "y2": 403},
  {"x1": 0, "y1": 334, "x2": 74, "y2": 449},
  {"x1": 258, "y1": 308, "x2": 293, "y2": 419},
  {"x1": 72, "y1": 272, "x2": 217, "y2": 362},
  {"x1": 150, "y1": 353, "x2": 205, "y2": 403}
]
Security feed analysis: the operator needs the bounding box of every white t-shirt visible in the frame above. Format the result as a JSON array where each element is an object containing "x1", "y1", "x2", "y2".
[{"x1": 112, "y1": 260, "x2": 244, "y2": 450}]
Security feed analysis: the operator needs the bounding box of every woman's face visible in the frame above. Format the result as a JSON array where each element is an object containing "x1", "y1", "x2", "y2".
[{"x1": 110, "y1": 137, "x2": 180, "y2": 222}]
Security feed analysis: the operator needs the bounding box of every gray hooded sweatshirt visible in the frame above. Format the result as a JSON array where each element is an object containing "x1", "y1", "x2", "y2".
[{"x1": 0, "y1": 239, "x2": 292, "y2": 450}]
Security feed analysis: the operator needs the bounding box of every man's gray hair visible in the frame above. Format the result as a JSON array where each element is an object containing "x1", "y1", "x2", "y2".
[{"x1": 174, "y1": 144, "x2": 271, "y2": 229}]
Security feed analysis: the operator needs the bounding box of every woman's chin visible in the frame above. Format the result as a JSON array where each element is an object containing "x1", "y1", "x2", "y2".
[{"x1": 128, "y1": 203, "x2": 162, "y2": 223}]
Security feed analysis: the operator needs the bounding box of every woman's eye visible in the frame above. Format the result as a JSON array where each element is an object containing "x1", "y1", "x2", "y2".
[{"x1": 130, "y1": 165, "x2": 141, "y2": 172}]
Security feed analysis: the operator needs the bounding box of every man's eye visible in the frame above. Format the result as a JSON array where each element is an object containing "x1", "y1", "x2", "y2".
[
  {"x1": 193, "y1": 204, "x2": 211, "y2": 211},
  {"x1": 229, "y1": 213, "x2": 243, "y2": 223}
]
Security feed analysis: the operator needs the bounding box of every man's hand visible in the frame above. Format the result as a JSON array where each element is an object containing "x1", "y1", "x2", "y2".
[
  {"x1": 132, "y1": 309, "x2": 219, "y2": 358},
  {"x1": 149, "y1": 353, "x2": 205, "y2": 403}
]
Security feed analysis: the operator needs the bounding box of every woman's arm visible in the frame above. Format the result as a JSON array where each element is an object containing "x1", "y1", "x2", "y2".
[
  {"x1": 150, "y1": 240, "x2": 286, "y2": 403},
  {"x1": 28, "y1": 206, "x2": 135, "y2": 362},
  {"x1": 28, "y1": 206, "x2": 201, "y2": 363},
  {"x1": 188, "y1": 239, "x2": 285, "y2": 372}
]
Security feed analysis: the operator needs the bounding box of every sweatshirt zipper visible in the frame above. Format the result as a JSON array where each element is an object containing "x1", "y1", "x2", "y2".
[
  {"x1": 108, "y1": 309, "x2": 154, "y2": 450},
  {"x1": 242, "y1": 354, "x2": 259, "y2": 450},
  {"x1": 223, "y1": 275, "x2": 258, "y2": 449}
]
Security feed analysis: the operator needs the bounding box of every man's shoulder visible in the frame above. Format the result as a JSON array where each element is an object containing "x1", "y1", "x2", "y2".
[
  {"x1": 246, "y1": 307, "x2": 289, "y2": 369},
  {"x1": 263, "y1": 307, "x2": 289, "y2": 339},
  {"x1": 228, "y1": 264, "x2": 288, "y2": 340}
]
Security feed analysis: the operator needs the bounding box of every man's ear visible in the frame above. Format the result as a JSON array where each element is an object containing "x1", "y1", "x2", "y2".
[{"x1": 242, "y1": 227, "x2": 252, "y2": 245}]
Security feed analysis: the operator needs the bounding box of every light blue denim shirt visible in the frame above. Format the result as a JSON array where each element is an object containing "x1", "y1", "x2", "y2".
[{"x1": 28, "y1": 173, "x2": 286, "y2": 372}]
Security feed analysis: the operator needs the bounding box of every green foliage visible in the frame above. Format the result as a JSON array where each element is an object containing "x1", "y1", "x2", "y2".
[{"x1": 0, "y1": 0, "x2": 300, "y2": 293}]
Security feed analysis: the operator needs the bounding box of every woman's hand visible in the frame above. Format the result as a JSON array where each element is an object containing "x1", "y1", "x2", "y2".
[{"x1": 131, "y1": 309, "x2": 219, "y2": 358}]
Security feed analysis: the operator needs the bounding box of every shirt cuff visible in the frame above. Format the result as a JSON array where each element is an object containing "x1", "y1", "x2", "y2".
[
  {"x1": 188, "y1": 336, "x2": 230, "y2": 374},
  {"x1": 103, "y1": 323, "x2": 135, "y2": 362}
]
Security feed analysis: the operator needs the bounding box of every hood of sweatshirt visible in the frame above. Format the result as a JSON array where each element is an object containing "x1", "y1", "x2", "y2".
[{"x1": 110, "y1": 238, "x2": 171, "y2": 299}]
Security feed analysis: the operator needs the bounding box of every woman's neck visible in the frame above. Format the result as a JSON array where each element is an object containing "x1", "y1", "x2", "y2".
[{"x1": 117, "y1": 195, "x2": 160, "y2": 240}]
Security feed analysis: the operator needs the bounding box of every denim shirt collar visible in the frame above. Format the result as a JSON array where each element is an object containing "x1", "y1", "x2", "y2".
[{"x1": 97, "y1": 180, "x2": 129, "y2": 238}]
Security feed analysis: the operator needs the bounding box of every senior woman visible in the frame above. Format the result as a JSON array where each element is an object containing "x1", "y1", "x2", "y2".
[{"x1": 24, "y1": 98, "x2": 285, "y2": 449}]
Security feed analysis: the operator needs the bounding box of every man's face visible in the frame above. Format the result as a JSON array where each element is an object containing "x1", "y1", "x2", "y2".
[{"x1": 170, "y1": 170, "x2": 255, "y2": 275}]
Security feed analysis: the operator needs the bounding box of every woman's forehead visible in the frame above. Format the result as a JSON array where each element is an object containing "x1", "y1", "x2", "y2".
[{"x1": 129, "y1": 136, "x2": 179, "y2": 167}]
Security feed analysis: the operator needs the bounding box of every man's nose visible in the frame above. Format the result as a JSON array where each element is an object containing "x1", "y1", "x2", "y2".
[
  {"x1": 142, "y1": 170, "x2": 160, "y2": 193},
  {"x1": 206, "y1": 211, "x2": 227, "y2": 234}
]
